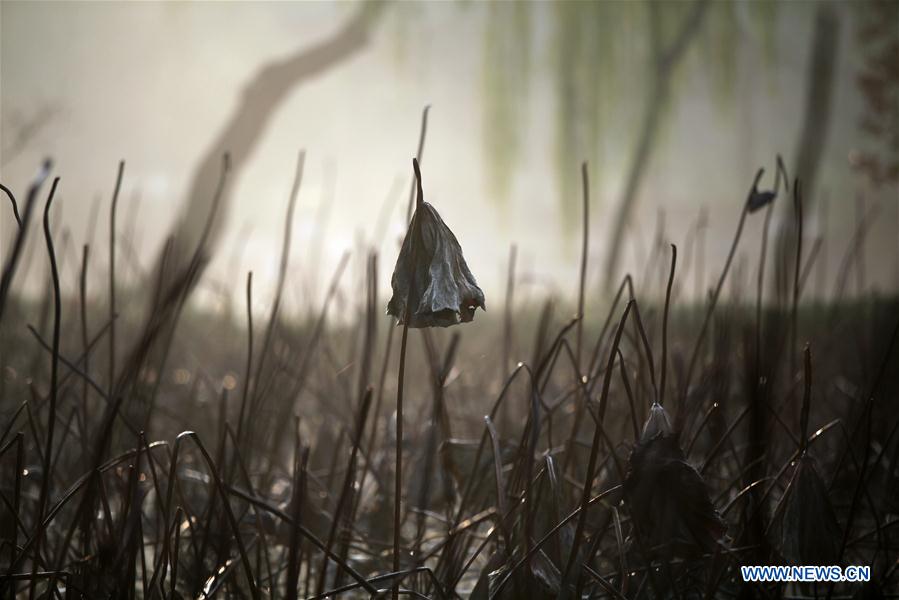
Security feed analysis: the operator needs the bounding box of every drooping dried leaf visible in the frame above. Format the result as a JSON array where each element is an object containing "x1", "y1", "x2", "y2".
[
  {"x1": 387, "y1": 200, "x2": 485, "y2": 328},
  {"x1": 747, "y1": 189, "x2": 776, "y2": 213},
  {"x1": 624, "y1": 402, "x2": 727, "y2": 556},
  {"x1": 777, "y1": 454, "x2": 842, "y2": 565}
]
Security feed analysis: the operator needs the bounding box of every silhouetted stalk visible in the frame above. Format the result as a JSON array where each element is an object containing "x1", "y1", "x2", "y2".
[
  {"x1": 755, "y1": 156, "x2": 788, "y2": 375},
  {"x1": 412, "y1": 333, "x2": 458, "y2": 560},
  {"x1": 356, "y1": 308, "x2": 395, "y2": 525},
  {"x1": 441, "y1": 361, "x2": 538, "y2": 578},
  {"x1": 249, "y1": 151, "x2": 304, "y2": 428},
  {"x1": 361, "y1": 108, "x2": 430, "y2": 530},
  {"x1": 316, "y1": 389, "x2": 372, "y2": 596},
  {"x1": 286, "y1": 426, "x2": 309, "y2": 600},
  {"x1": 404, "y1": 106, "x2": 430, "y2": 223},
  {"x1": 236, "y1": 271, "x2": 254, "y2": 445},
  {"x1": 393, "y1": 158, "x2": 425, "y2": 599},
  {"x1": 0, "y1": 160, "x2": 52, "y2": 324},
  {"x1": 354, "y1": 253, "x2": 378, "y2": 404},
  {"x1": 756, "y1": 199, "x2": 775, "y2": 371},
  {"x1": 502, "y1": 244, "x2": 516, "y2": 380},
  {"x1": 108, "y1": 160, "x2": 124, "y2": 397},
  {"x1": 562, "y1": 163, "x2": 591, "y2": 479},
  {"x1": 30, "y1": 177, "x2": 61, "y2": 600},
  {"x1": 576, "y1": 162, "x2": 589, "y2": 370},
  {"x1": 78, "y1": 245, "x2": 91, "y2": 458},
  {"x1": 265, "y1": 252, "x2": 349, "y2": 466},
  {"x1": 0, "y1": 433, "x2": 24, "y2": 597},
  {"x1": 629, "y1": 299, "x2": 659, "y2": 403},
  {"x1": 682, "y1": 169, "x2": 764, "y2": 401},
  {"x1": 790, "y1": 181, "x2": 804, "y2": 393},
  {"x1": 170, "y1": 505, "x2": 183, "y2": 599},
  {"x1": 660, "y1": 244, "x2": 676, "y2": 407},
  {"x1": 186, "y1": 432, "x2": 258, "y2": 598},
  {"x1": 617, "y1": 349, "x2": 640, "y2": 440},
  {"x1": 830, "y1": 314, "x2": 899, "y2": 594},
  {"x1": 491, "y1": 484, "x2": 623, "y2": 598},
  {"x1": 225, "y1": 482, "x2": 379, "y2": 594},
  {"x1": 483, "y1": 416, "x2": 512, "y2": 553},
  {"x1": 695, "y1": 206, "x2": 708, "y2": 301},
  {"x1": 560, "y1": 300, "x2": 633, "y2": 597},
  {"x1": 586, "y1": 274, "x2": 634, "y2": 393},
  {"x1": 0, "y1": 182, "x2": 21, "y2": 227}
]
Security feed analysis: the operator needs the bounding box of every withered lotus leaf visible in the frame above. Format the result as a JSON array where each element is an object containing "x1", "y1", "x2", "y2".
[
  {"x1": 387, "y1": 160, "x2": 485, "y2": 328},
  {"x1": 624, "y1": 402, "x2": 727, "y2": 556},
  {"x1": 778, "y1": 454, "x2": 842, "y2": 565}
]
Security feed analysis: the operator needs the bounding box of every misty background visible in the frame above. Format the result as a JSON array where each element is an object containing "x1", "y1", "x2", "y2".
[{"x1": 2, "y1": 0, "x2": 897, "y2": 317}]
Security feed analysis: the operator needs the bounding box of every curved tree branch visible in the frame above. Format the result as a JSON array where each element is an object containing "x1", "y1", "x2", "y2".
[{"x1": 164, "y1": 1, "x2": 386, "y2": 285}]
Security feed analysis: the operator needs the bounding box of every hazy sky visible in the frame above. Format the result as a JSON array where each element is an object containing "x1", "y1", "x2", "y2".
[{"x1": 2, "y1": 1, "x2": 896, "y2": 314}]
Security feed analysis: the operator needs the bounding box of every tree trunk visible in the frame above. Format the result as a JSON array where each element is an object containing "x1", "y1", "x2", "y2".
[
  {"x1": 792, "y1": 4, "x2": 839, "y2": 214},
  {"x1": 774, "y1": 4, "x2": 839, "y2": 297}
]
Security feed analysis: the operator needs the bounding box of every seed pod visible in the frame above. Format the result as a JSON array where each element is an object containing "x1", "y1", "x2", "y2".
[
  {"x1": 387, "y1": 159, "x2": 485, "y2": 328},
  {"x1": 624, "y1": 402, "x2": 727, "y2": 556}
]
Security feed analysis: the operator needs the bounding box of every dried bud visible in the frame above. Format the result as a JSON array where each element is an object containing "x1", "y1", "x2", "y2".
[
  {"x1": 641, "y1": 401, "x2": 673, "y2": 440},
  {"x1": 746, "y1": 156, "x2": 788, "y2": 213},
  {"x1": 387, "y1": 159, "x2": 485, "y2": 328},
  {"x1": 747, "y1": 188, "x2": 776, "y2": 213}
]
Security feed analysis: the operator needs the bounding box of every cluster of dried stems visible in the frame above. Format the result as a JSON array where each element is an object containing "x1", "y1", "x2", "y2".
[{"x1": 1, "y1": 129, "x2": 898, "y2": 600}]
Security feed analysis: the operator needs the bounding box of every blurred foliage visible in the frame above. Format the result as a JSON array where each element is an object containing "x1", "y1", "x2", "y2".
[
  {"x1": 482, "y1": 2, "x2": 532, "y2": 204},
  {"x1": 851, "y1": 0, "x2": 899, "y2": 187},
  {"x1": 383, "y1": 1, "x2": 783, "y2": 227},
  {"x1": 481, "y1": 1, "x2": 779, "y2": 226},
  {"x1": 548, "y1": 1, "x2": 642, "y2": 227}
]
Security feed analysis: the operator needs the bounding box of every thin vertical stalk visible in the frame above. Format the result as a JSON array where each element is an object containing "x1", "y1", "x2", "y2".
[
  {"x1": 576, "y1": 162, "x2": 589, "y2": 369},
  {"x1": 790, "y1": 180, "x2": 803, "y2": 387},
  {"x1": 660, "y1": 244, "x2": 676, "y2": 407},
  {"x1": 0, "y1": 160, "x2": 52, "y2": 324},
  {"x1": 682, "y1": 169, "x2": 764, "y2": 401},
  {"x1": 394, "y1": 158, "x2": 424, "y2": 598},
  {"x1": 108, "y1": 160, "x2": 124, "y2": 396},
  {"x1": 79, "y1": 244, "x2": 91, "y2": 456},
  {"x1": 560, "y1": 300, "x2": 633, "y2": 597},
  {"x1": 502, "y1": 244, "x2": 517, "y2": 378},
  {"x1": 405, "y1": 106, "x2": 430, "y2": 224},
  {"x1": 249, "y1": 151, "x2": 304, "y2": 421},
  {"x1": 316, "y1": 389, "x2": 372, "y2": 595},
  {"x1": 237, "y1": 271, "x2": 254, "y2": 444},
  {"x1": 31, "y1": 177, "x2": 61, "y2": 600}
]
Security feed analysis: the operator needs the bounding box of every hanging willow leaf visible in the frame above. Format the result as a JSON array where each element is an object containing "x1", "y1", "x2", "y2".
[
  {"x1": 624, "y1": 402, "x2": 727, "y2": 556},
  {"x1": 387, "y1": 159, "x2": 486, "y2": 328}
]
